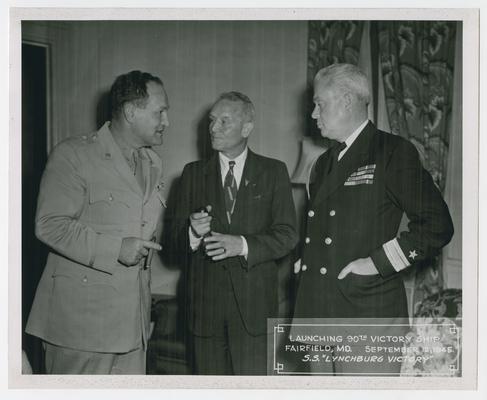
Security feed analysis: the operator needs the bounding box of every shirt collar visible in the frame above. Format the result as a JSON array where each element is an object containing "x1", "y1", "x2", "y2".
[
  {"x1": 219, "y1": 147, "x2": 248, "y2": 169},
  {"x1": 110, "y1": 124, "x2": 140, "y2": 162},
  {"x1": 343, "y1": 119, "x2": 369, "y2": 149}
]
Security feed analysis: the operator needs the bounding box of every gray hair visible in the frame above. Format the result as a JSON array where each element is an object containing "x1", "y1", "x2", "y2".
[
  {"x1": 314, "y1": 63, "x2": 371, "y2": 104},
  {"x1": 214, "y1": 91, "x2": 255, "y2": 122}
]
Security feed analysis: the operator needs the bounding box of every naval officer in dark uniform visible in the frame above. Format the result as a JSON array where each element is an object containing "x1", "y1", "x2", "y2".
[{"x1": 292, "y1": 63, "x2": 454, "y2": 375}]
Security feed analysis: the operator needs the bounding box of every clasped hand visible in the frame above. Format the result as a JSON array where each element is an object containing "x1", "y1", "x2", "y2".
[
  {"x1": 189, "y1": 205, "x2": 212, "y2": 238},
  {"x1": 204, "y1": 232, "x2": 243, "y2": 261}
]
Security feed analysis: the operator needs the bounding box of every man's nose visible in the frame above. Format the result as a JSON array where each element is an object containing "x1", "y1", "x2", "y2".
[
  {"x1": 161, "y1": 112, "x2": 169, "y2": 127},
  {"x1": 210, "y1": 121, "x2": 220, "y2": 133},
  {"x1": 311, "y1": 105, "x2": 319, "y2": 119}
]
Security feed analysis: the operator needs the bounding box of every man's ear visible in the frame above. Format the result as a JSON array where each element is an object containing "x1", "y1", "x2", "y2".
[
  {"x1": 242, "y1": 121, "x2": 254, "y2": 138},
  {"x1": 122, "y1": 102, "x2": 136, "y2": 123},
  {"x1": 343, "y1": 92, "x2": 353, "y2": 109}
]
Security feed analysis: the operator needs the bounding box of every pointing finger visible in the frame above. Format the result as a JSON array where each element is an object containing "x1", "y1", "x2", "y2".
[{"x1": 142, "y1": 240, "x2": 162, "y2": 251}]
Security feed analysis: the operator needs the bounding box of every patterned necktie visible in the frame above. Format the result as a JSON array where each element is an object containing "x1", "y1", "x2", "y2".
[{"x1": 224, "y1": 160, "x2": 237, "y2": 224}]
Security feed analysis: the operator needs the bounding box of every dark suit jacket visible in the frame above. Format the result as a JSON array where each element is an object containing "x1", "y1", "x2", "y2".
[
  {"x1": 293, "y1": 122, "x2": 454, "y2": 320},
  {"x1": 172, "y1": 149, "x2": 298, "y2": 336}
]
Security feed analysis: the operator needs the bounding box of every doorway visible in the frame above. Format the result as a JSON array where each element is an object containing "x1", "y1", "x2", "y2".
[{"x1": 22, "y1": 41, "x2": 49, "y2": 373}]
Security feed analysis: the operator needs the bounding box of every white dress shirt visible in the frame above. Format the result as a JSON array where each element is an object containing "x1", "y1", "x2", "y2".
[{"x1": 189, "y1": 148, "x2": 249, "y2": 257}]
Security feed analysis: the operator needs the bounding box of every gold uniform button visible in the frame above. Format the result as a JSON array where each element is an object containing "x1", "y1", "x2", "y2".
[
  {"x1": 325, "y1": 237, "x2": 332, "y2": 245},
  {"x1": 308, "y1": 210, "x2": 315, "y2": 217},
  {"x1": 108, "y1": 194, "x2": 114, "y2": 201},
  {"x1": 320, "y1": 267, "x2": 327, "y2": 275},
  {"x1": 305, "y1": 237, "x2": 310, "y2": 244},
  {"x1": 82, "y1": 276, "x2": 88, "y2": 283},
  {"x1": 301, "y1": 264, "x2": 308, "y2": 271},
  {"x1": 329, "y1": 210, "x2": 336, "y2": 216}
]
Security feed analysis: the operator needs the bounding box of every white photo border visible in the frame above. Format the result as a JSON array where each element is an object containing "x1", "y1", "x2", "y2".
[{"x1": 8, "y1": 6, "x2": 479, "y2": 391}]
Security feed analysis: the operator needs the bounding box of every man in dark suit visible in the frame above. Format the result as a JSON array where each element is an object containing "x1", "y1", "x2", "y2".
[
  {"x1": 172, "y1": 91, "x2": 298, "y2": 375},
  {"x1": 292, "y1": 64, "x2": 454, "y2": 375}
]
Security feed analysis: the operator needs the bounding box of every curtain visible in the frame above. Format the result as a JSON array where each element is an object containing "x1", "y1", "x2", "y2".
[
  {"x1": 308, "y1": 21, "x2": 364, "y2": 85},
  {"x1": 377, "y1": 21, "x2": 457, "y2": 312},
  {"x1": 306, "y1": 20, "x2": 457, "y2": 313}
]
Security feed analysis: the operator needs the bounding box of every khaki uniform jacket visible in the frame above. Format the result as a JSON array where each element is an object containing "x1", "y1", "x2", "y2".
[{"x1": 26, "y1": 122, "x2": 166, "y2": 353}]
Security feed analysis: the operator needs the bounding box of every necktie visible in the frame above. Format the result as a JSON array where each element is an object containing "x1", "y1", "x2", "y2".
[
  {"x1": 224, "y1": 160, "x2": 237, "y2": 224},
  {"x1": 326, "y1": 141, "x2": 347, "y2": 175},
  {"x1": 134, "y1": 148, "x2": 149, "y2": 195}
]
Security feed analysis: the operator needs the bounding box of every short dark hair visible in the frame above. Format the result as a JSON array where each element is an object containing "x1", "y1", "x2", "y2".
[
  {"x1": 110, "y1": 70, "x2": 164, "y2": 119},
  {"x1": 214, "y1": 91, "x2": 255, "y2": 122}
]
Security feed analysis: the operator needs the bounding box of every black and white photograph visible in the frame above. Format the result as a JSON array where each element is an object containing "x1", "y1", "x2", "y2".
[{"x1": 6, "y1": 4, "x2": 482, "y2": 394}]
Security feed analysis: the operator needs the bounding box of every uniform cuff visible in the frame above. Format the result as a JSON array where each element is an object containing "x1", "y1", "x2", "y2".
[
  {"x1": 92, "y1": 233, "x2": 123, "y2": 274},
  {"x1": 370, "y1": 238, "x2": 410, "y2": 278}
]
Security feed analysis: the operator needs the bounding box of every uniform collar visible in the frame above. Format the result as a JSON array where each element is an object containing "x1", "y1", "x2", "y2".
[{"x1": 344, "y1": 119, "x2": 369, "y2": 149}]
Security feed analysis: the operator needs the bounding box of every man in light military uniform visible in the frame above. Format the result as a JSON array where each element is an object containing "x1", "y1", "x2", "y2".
[
  {"x1": 292, "y1": 64, "x2": 454, "y2": 375},
  {"x1": 26, "y1": 71, "x2": 169, "y2": 374}
]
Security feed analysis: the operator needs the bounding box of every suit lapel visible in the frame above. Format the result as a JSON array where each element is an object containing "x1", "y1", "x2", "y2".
[
  {"x1": 203, "y1": 154, "x2": 229, "y2": 232},
  {"x1": 98, "y1": 125, "x2": 143, "y2": 197},
  {"x1": 312, "y1": 122, "x2": 375, "y2": 206}
]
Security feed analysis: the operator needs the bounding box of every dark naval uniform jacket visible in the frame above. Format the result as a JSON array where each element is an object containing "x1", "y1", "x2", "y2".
[
  {"x1": 172, "y1": 149, "x2": 298, "y2": 336},
  {"x1": 293, "y1": 122, "x2": 454, "y2": 320}
]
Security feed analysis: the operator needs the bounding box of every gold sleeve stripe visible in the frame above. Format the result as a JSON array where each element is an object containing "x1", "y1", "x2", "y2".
[{"x1": 383, "y1": 238, "x2": 410, "y2": 272}]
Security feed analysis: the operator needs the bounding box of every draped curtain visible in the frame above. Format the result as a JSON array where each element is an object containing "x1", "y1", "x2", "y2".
[
  {"x1": 306, "y1": 20, "x2": 457, "y2": 313},
  {"x1": 308, "y1": 21, "x2": 364, "y2": 84}
]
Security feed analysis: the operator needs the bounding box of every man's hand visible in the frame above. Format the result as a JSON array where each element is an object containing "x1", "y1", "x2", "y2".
[
  {"x1": 337, "y1": 257, "x2": 379, "y2": 279},
  {"x1": 189, "y1": 205, "x2": 212, "y2": 238},
  {"x1": 118, "y1": 237, "x2": 162, "y2": 267},
  {"x1": 203, "y1": 232, "x2": 243, "y2": 261}
]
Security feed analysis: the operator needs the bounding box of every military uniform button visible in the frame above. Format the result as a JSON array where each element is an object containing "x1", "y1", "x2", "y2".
[
  {"x1": 301, "y1": 264, "x2": 307, "y2": 271},
  {"x1": 325, "y1": 237, "x2": 332, "y2": 245},
  {"x1": 329, "y1": 210, "x2": 336, "y2": 216},
  {"x1": 308, "y1": 210, "x2": 315, "y2": 217},
  {"x1": 305, "y1": 237, "x2": 310, "y2": 244},
  {"x1": 141, "y1": 221, "x2": 147, "y2": 227},
  {"x1": 108, "y1": 194, "x2": 113, "y2": 201},
  {"x1": 82, "y1": 276, "x2": 88, "y2": 283},
  {"x1": 320, "y1": 267, "x2": 327, "y2": 275}
]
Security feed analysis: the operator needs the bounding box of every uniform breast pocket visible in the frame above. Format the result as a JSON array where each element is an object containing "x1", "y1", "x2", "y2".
[{"x1": 86, "y1": 183, "x2": 135, "y2": 224}]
